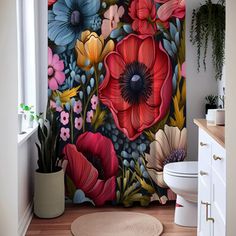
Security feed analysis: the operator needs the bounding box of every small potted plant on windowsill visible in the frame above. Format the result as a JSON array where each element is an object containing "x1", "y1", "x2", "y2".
[
  {"x1": 205, "y1": 95, "x2": 218, "y2": 114},
  {"x1": 20, "y1": 103, "x2": 35, "y2": 129},
  {"x1": 34, "y1": 109, "x2": 65, "y2": 218}
]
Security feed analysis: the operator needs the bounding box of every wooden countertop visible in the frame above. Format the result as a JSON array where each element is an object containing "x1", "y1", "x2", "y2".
[{"x1": 194, "y1": 119, "x2": 225, "y2": 148}]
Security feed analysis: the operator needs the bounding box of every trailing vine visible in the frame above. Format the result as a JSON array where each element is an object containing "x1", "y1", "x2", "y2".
[{"x1": 190, "y1": 0, "x2": 225, "y2": 80}]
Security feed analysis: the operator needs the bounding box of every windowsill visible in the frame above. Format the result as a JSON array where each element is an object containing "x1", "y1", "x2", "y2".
[{"x1": 18, "y1": 126, "x2": 37, "y2": 146}]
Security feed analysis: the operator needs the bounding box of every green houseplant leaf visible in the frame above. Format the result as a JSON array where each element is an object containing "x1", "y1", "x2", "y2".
[
  {"x1": 190, "y1": 0, "x2": 225, "y2": 80},
  {"x1": 35, "y1": 109, "x2": 61, "y2": 173}
]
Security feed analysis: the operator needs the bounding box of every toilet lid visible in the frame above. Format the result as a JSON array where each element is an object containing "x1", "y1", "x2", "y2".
[{"x1": 164, "y1": 161, "x2": 198, "y2": 176}]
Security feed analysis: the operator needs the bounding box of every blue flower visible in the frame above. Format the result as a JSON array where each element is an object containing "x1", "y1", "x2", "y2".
[{"x1": 48, "y1": 0, "x2": 100, "y2": 49}]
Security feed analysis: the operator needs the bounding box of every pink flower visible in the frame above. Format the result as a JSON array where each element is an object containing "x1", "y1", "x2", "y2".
[
  {"x1": 60, "y1": 127, "x2": 70, "y2": 141},
  {"x1": 73, "y1": 100, "x2": 82, "y2": 114},
  {"x1": 91, "y1": 95, "x2": 98, "y2": 110},
  {"x1": 60, "y1": 111, "x2": 69, "y2": 125},
  {"x1": 86, "y1": 110, "x2": 94, "y2": 123},
  {"x1": 48, "y1": 47, "x2": 65, "y2": 91},
  {"x1": 101, "y1": 5, "x2": 125, "y2": 39},
  {"x1": 155, "y1": 0, "x2": 185, "y2": 22},
  {"x1": 75, "y1": 117, "x2": 83, "y2": 130},
  {"x1": 50, "y1": 100, "x2": 63, "y2": 112},
  {"x1": 181, "y1": 62, "x2": 186, "y2": 78}
]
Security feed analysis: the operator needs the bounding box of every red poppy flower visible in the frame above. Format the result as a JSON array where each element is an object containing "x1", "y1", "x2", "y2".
[
  {"x1": 129, "y1": 0, "x2": 156, "y2": 35},
  {"x1": 63, "y1": 132, "x2": 118, "y2": 206},
  {"x1": 99, "y1": 34, "x2": 172, "y2": 140},
  {"x1": 129, "y1": 0, "x2": 168, "y2": 35}
]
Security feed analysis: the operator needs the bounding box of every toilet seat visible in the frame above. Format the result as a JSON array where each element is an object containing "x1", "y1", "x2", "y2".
[{"x1": 164, "y1": 161, "x2": 198, "y2": 178}]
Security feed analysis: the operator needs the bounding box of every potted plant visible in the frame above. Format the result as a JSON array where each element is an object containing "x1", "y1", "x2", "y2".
[
  {"x1": 20, "y1": 103, "x2": 35, "y2": 128},
  {"x1": 190, "y1": 0, "x2": 225, "y2": 80},
  {"x1": 34, "y1": 109, "x2": 65, "y2": 218},
  {"x1": 205, "y1": 95, "x2": 218, "y2": 114}
]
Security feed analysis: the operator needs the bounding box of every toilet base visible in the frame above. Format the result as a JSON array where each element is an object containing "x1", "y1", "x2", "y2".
[{"x1": 174, "y1": 195, "x2": 197, "y2": 227}]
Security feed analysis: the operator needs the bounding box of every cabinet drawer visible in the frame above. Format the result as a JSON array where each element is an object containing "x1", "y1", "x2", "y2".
[{"x1": 211, "y1": 140, "x2": 226, "y2": 182}]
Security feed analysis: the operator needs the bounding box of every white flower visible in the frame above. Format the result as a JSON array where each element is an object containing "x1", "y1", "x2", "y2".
[{"x1": 145, "y1": 125, "x2": 187, "y2": 188}]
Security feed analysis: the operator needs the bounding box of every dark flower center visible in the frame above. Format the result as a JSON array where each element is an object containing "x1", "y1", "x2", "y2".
[
  {"x1": 119, "y1": 62, "x2": 153, "y2": 105},
  {"x1": 163, "y1": 149, "x2": 186, "y2": 166},
  {"x1": 48, "y1": 66, "x2": 55, "y2": 78},
  {"x1": 130, "y1": 75, "x2": 142, "y2": 91},
  {"x1": 83, "y1": 151, "x2": 105, "y2": 180},
  {"x1": 71, "y1": 10, "x2": 81, "y2": 26}
]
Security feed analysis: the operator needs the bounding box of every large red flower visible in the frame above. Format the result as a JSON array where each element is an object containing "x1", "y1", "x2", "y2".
[
  {"x1": 129, "y1": 0, "x2": 157, "y2": 35},
  {"x1": 99, "y1": 34, "x2": 172, "y2": 141},
  {"x1": 63, "y1": 132, "x2": 118, "y2": 206}
]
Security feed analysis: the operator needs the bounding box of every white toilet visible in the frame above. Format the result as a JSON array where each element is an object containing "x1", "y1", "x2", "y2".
[{"x1": 163, "y1": 161, "x2": 198, "y2": 227}]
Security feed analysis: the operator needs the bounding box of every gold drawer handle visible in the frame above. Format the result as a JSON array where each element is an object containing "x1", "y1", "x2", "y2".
[
  {"x1": 200, "y1": 142, "x2": 207, "y2": 146},
  {"x1": 201, "y1": 201, "x2": 215, "y2": 223},
  {"x1": 213, "y1": 155, "x2": 222, "y2": 161},
  {"x1": 200, "y1": 170, "x2": 208, "y2": 176}
]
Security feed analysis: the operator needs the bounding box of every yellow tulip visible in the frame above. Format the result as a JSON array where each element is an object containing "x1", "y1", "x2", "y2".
[
  {"x1": 75, "y1": 30, "x2": 114, "y2": 71},
  {"x1": 52, "y1": 86, "x2": 80, "y2": 106}
]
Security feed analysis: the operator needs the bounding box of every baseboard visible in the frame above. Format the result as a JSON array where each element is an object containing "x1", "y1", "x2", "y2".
[{"x1": 18, "y1": 201, "x2": 33, "y2": 236}]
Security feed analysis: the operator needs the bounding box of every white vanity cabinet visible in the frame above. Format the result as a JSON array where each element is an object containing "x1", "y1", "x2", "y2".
[{"x1": 195, "y1": 119, "x2": 225, "y2": 236}]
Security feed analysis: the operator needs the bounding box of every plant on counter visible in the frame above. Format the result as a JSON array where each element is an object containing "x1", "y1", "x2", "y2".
[
  {"x1": 205, "y1": 95, "x2": 218, "y2": 114},
  {"x1": 190, "y1": 0, "x2": 225, "y2": 80}
]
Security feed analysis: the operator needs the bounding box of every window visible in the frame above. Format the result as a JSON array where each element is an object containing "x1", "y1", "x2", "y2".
[
  {"x1": 17, "y1": 0, "x2": 37, "y2": 109},
  {"x1": 17, "y1": 0, "x2": 38, "y2": 142}
]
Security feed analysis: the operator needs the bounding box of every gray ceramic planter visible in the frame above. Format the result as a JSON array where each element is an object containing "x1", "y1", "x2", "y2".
[{"x1": 34, "y1": 169, "x2": 65, "y2": 218}]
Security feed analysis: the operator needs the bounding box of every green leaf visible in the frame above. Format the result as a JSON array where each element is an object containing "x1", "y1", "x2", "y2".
[
  {"x1": 117, "y1": 176, "x2": 122, "y2": 191},
  {"x1": 24, "y1": 106, "x2": 30, "y2": 111},
  {"x1": 123, "y1": 182, "x2": 139, "y2": 198},
  {"x1": 91, "y1": 106, "x2": 107, "y2": 131},
  {"x1": 169, "y1": 96, "x2": 185, "y2": 130},
  {"x1": 178, "y1": 20, "x2": 185, "y2": 65}
]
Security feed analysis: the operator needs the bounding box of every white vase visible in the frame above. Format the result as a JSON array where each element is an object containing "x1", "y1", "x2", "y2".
[
  {"x1": 18, "y1": 113, "x2": 23, "y2": 134},
  {"x1": 26, "y1": 113, "x2": 34, "y2": 128}
]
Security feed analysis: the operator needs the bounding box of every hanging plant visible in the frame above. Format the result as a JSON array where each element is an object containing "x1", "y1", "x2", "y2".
[{"x1": 190, "y1": 0, "x2": 225, "y2": 80}]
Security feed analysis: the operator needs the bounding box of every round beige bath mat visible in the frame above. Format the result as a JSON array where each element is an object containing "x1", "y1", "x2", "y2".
[{"x1": 71, "y1": 211, "x2": 163, "y2": 236}]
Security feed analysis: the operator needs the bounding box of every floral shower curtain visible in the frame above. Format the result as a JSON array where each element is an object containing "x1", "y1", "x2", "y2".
[{"x1": 48, "y1": 0, "x2": 186, "y2": 207}]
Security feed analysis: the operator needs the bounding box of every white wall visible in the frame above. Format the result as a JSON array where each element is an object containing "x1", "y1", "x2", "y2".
[
  {"x1": 225, "y1": 1, "x2": 236, "y2": 235},
  {"x1": 186, "y1": 0, "x2": 219, "y2": 161},
  {"x1": 0, "y1": 0, "x2": 19, "y2": 235},
  {"x1": 18, "y1": 135, "x2": 37, "y2": 235}
]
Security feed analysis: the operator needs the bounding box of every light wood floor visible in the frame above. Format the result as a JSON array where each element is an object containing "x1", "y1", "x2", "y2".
[{"x1": 26, "y1": 202, "x2": 197, "y2": 236}]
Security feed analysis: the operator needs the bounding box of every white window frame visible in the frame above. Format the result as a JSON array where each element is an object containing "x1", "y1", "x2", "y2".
[
  {"x1": 17, "y1": 0, "x2": 37, "y2": 112},
  {"x1": 17, "y1": 0, "x2": 38, "y2": 144}
]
